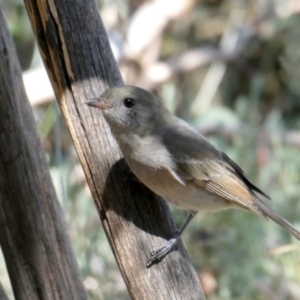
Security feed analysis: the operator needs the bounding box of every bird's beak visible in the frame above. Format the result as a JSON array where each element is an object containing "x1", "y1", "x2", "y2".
[{"x1": 85, "y1": 98, "x2": 112, "y2": 110}]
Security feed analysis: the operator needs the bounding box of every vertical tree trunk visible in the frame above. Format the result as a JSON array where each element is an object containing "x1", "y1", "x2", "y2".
[
  {"x1": 0, "y1": 7, "x2": 88, "y2": 300},
  {"x1": 23, "y1": 0, "x2": 205, "y2": 299}
]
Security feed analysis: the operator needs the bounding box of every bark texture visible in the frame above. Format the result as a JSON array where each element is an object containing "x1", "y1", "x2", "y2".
[
  {"x1": 0, "y1": 7, "x2": 88, "y2": 300},
  {"x1": 23, "y1": 0, "x2": 205, "y2": 299}
]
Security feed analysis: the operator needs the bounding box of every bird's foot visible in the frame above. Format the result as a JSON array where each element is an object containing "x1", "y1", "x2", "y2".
[{"x1": 146, "y1": 237, "x2": 179, "y2": 267}]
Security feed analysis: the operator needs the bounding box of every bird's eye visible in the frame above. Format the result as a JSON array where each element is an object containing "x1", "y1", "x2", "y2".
[{"x1": 123, "y1": 98, "x2": 136, "y2": 108}]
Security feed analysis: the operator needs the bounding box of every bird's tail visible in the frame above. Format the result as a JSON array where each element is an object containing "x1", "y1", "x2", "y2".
[{"x1": 256, "y1": 199, "x2": 300, "y2": 240}]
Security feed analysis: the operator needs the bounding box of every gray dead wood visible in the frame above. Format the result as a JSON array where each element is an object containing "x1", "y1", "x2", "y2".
[{"x1": 0, "y1": 7, "x2": 88, "y2": 300}]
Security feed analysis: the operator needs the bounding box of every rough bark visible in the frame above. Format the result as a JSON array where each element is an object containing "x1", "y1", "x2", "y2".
[
  {"x1": 23, "y1": 0, "x2": 205, "y2": 299},
  {"x1": 0, "y1": 7, "x2": 88, "y2": 300}
]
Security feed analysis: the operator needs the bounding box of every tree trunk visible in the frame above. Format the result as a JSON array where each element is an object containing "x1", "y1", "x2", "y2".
[
  {"x1": 23, "y1": 0, "x2": 205, "y2": 299},
  {"x1": 0, "y1": 7, "x2": 88, "y2": 300}
]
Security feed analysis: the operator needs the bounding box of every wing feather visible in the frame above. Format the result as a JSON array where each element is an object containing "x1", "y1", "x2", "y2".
[{"x1": 177, "y1": 157, "x2": 267, "y2": 217}]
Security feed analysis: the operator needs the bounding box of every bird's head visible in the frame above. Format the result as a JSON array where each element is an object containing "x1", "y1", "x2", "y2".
[{"x1": 86, "y1": 85, "x2": 169, "y2": 135}]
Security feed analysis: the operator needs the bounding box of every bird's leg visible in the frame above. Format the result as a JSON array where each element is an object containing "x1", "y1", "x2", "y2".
[{"x1": 146, "y1": 211, "x2": 197, "y2": 267}]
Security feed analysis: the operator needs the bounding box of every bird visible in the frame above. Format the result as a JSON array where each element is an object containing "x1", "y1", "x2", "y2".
[{"x1": 86, "y1": 85, "x2": 300, "y2": 266}]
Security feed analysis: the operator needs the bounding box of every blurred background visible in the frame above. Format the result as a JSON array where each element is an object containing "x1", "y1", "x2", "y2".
[{"x1": 1, "y1": 0, "x2": 300, "y2": 299}]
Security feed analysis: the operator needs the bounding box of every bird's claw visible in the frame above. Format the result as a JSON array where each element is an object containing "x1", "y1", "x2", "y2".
[{"x1": 146, "y1": 237, "x2": 179, "y2": 267}]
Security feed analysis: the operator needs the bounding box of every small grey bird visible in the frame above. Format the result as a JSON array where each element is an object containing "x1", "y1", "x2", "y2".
[{"x1": 86, "y1": 85, "x2": 300, "y2": 266}]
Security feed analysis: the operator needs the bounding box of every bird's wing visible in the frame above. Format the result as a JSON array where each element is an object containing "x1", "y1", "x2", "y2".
[
  {"x1": 176, "y1": 152, "x2": 269, "y2": 218},
  {"x1": 161, "y1": 117, "x2": 270, "y2": 216},
  {"x1": 221, "y1": 152, "x2": 270, "y2": 200}
]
